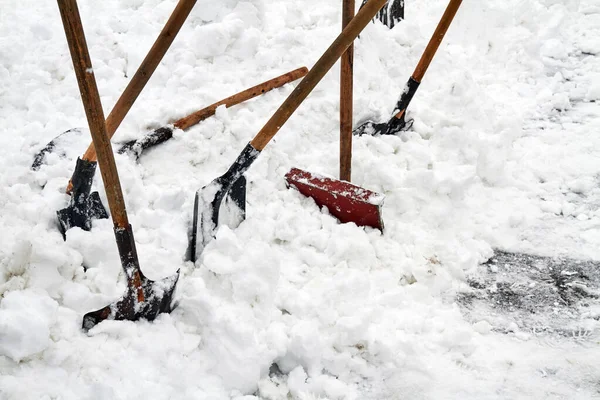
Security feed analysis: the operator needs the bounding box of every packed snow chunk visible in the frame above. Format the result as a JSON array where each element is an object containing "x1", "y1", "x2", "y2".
[
  {"x1": 192, "y1": 0, "x2": 245, "y2": 23},
  {"x1": 567, "y1": 177, "x2": 596, "y2": 195},
  {"x1": 279, "y1": 321, "x2": 324, "y2": 376},
  {"x1": 540, "y1": 38, "x2": 568, "y2": 60},
  {"x1": 286, "y1": 366, "x2": 309, "y2": 395},
  {"x1": 190, "y1": 23, "x2": 232, "y2": 58},
  {"x1": 473, "y1": 320, "x2": 492, "y2": 335},
  {"x1": 287, "y1": 366, "x2": 352, "y2": 400},
  {"x1": 225, "y1": 1, "x2": 265, "y2": 28},
  {"x1": 586, "y1": 77, "x2": 600, "y2": 101},
  {"x1": 204, "y1": 313, "x2": 269, "y2": 393},
  {"x1": 0, "y1": 290, "x2": 58, "y2": 361},
  {"x1": 551, "y1": 92, "x2": 571, "y2": 111}
]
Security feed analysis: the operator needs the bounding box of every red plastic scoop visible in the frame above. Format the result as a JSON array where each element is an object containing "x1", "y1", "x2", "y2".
[{"x1": 284, "y1": 167, "x2": 384, "y2": 231}]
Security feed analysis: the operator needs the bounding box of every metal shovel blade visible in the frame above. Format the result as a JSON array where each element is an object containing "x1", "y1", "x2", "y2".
[
  {"x1": 284, "y1": 167, "x2": 385, "y2": 231},
  {"x1": 190, "y1": 175, "x2": 247, "y2": 262},
  {"x1": 189, "y1": 143, "x2": 259, "y2": 262},
  {"x1": 353, "y1": 114, "x2": 412, "y2": 136},
  {"x1": 57, "y1": 157, "x2": 108, "y2": 238},
  {"x1": 117, "y1": 126, "x2": 175, "y2": 160},
  {"x1": 82, "y1": 225, "x2": 180, "y2": 331},
  {"x1": 31, "y1": 128, "x2": 87, "y2": 171},
  {"x1": 82, "y1": 272, "x2": 180, "y2": 332}
]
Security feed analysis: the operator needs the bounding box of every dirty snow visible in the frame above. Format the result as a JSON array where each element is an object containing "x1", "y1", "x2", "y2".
[{"x1": 1, "y1": 0, "x2": 600, "y2": 399}]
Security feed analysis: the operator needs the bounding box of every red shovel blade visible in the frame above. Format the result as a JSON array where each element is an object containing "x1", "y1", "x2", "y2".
[{"x1": 284, "y1": 167, "x2": 384, "y2": 231}]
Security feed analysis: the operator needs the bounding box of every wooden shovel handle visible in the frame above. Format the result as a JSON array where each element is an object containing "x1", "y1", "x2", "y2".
[
  {"x1": 58, "y1": 0, "x2": 129, "y2": 227},
  {"x1": 174, "y1": 67, "x2": 308, "y2": 131},
  {"x1": 82, "y1": 0, "x2": 196, "y2": 162},
  {"x1": 339, "y1": 0, "x2": 355, "y2": 182},
  {"x1": 412, "y1": 0, "x2": 462, "y2": 83},
  {"x1": 250, "y1": 0, "x2": 388, "y2": 151}
]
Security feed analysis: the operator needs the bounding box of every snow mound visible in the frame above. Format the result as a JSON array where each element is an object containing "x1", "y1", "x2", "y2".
[{"x1": 0, "y1": 290, "x2": 58, "y2": 362}]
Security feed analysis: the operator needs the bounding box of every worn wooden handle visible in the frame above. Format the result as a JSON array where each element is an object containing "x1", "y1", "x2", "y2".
[
  {"x1": 58, "y1": 0, "x2": 129, "y2": 227},
  {"x1": 412, "y1": 0, "x2": 462, "y2": 82},
  {"x1": 250, "y1": 0, "x2": 387, "y2": 151},
  {"x1": 174, "y1": 67, "x2": 308, "y2": 131},
  {"x1": 339, "y1": 0, "x2": 355, "y2": 182}
]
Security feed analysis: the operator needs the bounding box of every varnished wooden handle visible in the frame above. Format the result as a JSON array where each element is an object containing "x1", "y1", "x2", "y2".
[
  {"x1": 412, "y1": 0, "x2": 462, "y2": 82},
  {"x1": 58, "y1": 0, "x2": 129, "y2": 227},
  {"x1": 339, "y1": 0, "x2": 355, "y2": 182},
  {"x1": 174, "y1": 67, "x2": 309, "y2": 130},
  {"x1": 250, "y1": 0, "x2": 388, "y2": 151}
]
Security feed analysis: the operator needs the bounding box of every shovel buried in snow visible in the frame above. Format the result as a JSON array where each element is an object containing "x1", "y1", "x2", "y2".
[
  {"x1": 56, "y1": 67, "x2": 308, "y2": 238},
  {"x1": 190, "y1": 0, "x2": 389, "y2": 262},
  {"x1": 57, "y1": 0, "x2": 179, "y2": 331},
  {"x1": 354, "y1": 0, "x2": 463, "y2": 136}
]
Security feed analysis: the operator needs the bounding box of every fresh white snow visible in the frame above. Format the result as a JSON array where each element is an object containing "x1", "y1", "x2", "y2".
[{"x1": 1, "y1": 0, "x2": 599, "y2": 398}]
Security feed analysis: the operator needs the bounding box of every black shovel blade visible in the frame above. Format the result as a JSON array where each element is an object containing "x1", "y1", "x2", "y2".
[
  {"x1": 82, "y1": 271, "x2": 180, "y2": 332},
  {"x1": 117, "y1": 126, "x2": 175, "y2": 160},
  {"x1": 190, "y1": 175, "x2": 246, "y2": 262},
  {"x1": 31, "y1": 128, "x2": 86, "y2": 171},
  {"x1": 57, "y1": 157, "x2": 108, "y2": 238},
  {"x1": 353, "y1": 114, "x2": 412, "y2": 136},
  {"x1": 82, "y1": 225, "x2": 180, "y2": 332},
  {"x1": 353, "y1": 120, "x2": 390, "y2": 136},
  {"x1": 361, "y1": 0, "x2": 404, "y2": 29},
  {"x1": 189, "y1": 143, "x2": 259, "y2": 263},
  {"x1": 355, "y1": 76, "x2": 419, "y2": 136}
]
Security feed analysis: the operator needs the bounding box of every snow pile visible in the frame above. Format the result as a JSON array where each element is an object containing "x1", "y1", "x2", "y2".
[
  {"x1": 1, "y1": 0, "x2": 599, "y2": 398},
  {"x1": 0, "y1": 290, "x2": 58, "y2": 362}
]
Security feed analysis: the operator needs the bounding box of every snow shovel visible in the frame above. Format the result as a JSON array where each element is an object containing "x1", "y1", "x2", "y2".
[
  {"x1": 56, "y1": 67, "x2": 307, "y2": 238},
  {"x1": 32, "y1": 0, "x2": 197, "y2": 172},
  {"x1": 354, "y1": 0, "x2": 463, "y2": 136},
  {"x1": 190, "y1": 0, "x2": 389, "y2": 262},
  {"x1": 284, "y1": 0, "x2": 385, "y2": 232},
  {"x1": 116, "y1": 67, "x2": 309, "y2": 160},
  {"x1": 56, "y1": 0, "x2": 179, "y2": 331}
]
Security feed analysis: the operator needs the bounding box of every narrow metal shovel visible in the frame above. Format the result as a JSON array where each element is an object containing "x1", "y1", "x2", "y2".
[
  {"x1": 354, "y1": 0, "x2": 463, "y2": 136},
  {"x1": 56, "y1": 0, "x2": 179, "y2": 331},
  {"x1": 52, "y1": 0, "x2": 197, "y2": 238}
]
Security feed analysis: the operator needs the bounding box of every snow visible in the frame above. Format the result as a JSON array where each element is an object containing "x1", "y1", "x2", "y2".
[
  {"x1": 1, "y1": 0, "x2": 600, "y2": 398},
  {"x1": 0, "y1": 290, "x2": 58, "y2": 362}
]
